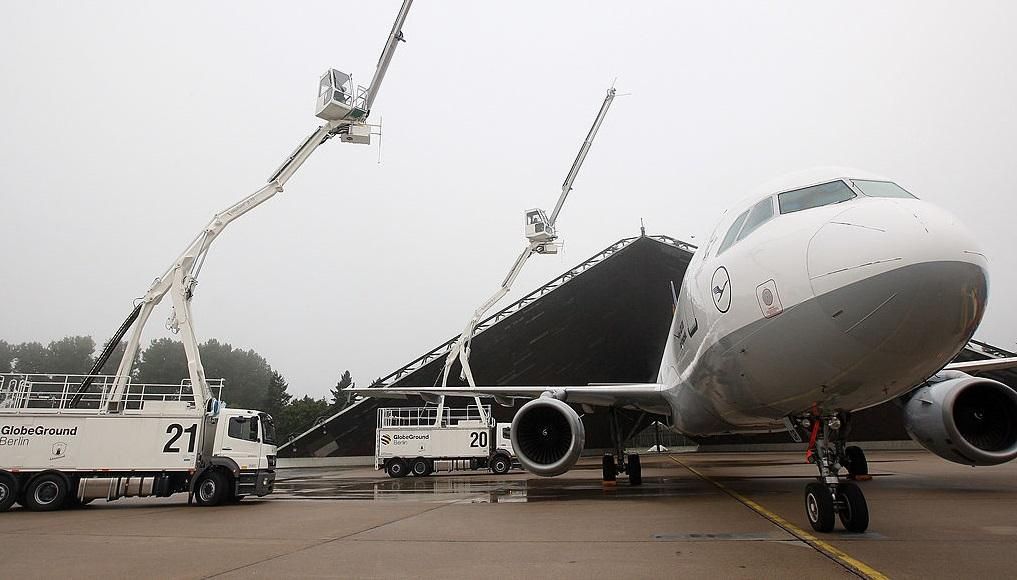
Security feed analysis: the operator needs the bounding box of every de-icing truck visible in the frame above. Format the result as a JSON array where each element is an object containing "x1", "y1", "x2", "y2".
[
  {"x1": 0, "y1": 0, "x2": 415, "y2": 513},
  {"x1": 0, "y1": 374, "x2": 276, "y2": 511}
]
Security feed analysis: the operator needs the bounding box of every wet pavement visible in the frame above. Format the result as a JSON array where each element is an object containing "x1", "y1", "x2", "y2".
[{"x1": 1, "y1": 451, "x2": 1016, "y2": 579}]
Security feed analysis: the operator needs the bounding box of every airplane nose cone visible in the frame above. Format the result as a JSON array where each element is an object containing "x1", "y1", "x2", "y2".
[
  {"x1": 806, "y1": 199, "x2": 988, "y2": 379},
  {"x1": 807, "y1": 200, "x2": 987, "y2": 298}
]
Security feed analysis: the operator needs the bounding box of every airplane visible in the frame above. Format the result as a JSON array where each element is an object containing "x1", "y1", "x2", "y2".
[{"x1": 349, "y1": 167, "x2": 1017, "y2": 534}]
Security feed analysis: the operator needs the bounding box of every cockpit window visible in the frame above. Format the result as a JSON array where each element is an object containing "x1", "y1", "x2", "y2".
[
  {"x1": 777, "y1": 180, "x2": 856, "y2": 214},
  {"x1": 716, "y1": 197, "x2": 775, "y2": 256},
  {"x1": 852, "y1": 179, "x2": 917, "y2": 199},
  {"x1": 716, "y1": 209, "x2": 749, "y2": 255},
  {"x1": 736, "y1": 197, "x2": 774, "y2": 242}
]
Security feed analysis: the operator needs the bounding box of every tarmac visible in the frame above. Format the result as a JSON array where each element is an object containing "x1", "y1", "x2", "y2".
[{"x1": 1, "y1": 450, "x2": 1016, "y2": 579}]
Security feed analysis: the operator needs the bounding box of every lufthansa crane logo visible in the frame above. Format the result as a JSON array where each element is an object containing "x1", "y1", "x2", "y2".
[{"x1": 711, "y1": 266, "x2": 731, "y2": 313}]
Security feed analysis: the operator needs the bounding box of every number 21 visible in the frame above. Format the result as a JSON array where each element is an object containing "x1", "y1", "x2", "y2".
[{"x1": 163, "y1": 423, "x2": 197, "y2": 453}]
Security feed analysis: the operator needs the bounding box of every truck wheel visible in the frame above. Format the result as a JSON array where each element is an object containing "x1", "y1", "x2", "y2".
[
  {"x1": 410, "y1": 457, "x2": 430, "y2": 477},
  {"x1": 24, "y1": 474, "x2": 68, "y2": 511},
  {"x1": 386, "y1": 458, "x2": 408, "y2": 478},
  {"x1": 195, "y1": 471, "x2": 229, "y2": 506},
  {"x1": 0, "y1": 473, "x2": 18, "y2": 512},
  {"x1": 490, "y1": 454, "x2": 511, "y2": 475}
]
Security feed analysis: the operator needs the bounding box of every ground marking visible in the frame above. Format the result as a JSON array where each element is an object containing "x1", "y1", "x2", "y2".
[{"x1": 668, "y1": 454, "x2": 888, "y2": 580}]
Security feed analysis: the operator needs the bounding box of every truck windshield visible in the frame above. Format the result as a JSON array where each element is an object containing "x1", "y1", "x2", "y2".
[{"x1": 261, "y1": 414, "x2": 277, "y2": 445}]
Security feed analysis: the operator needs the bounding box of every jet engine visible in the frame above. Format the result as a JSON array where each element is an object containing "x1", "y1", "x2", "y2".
[
  {"x1": 509, "y1": 397, "x2": 585, "y2": 477},
  {"x1": 903, "y1": 372, "x2": 1017, "y2": 466}
]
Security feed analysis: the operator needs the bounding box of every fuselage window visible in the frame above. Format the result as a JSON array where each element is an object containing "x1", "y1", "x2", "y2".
[
  {"x1": 716, "y1": 210, "x2": 749, "y2": 255},
  {"x1": 777, "y1": 180, "x2": 856, "y2": 214},
  {"x1": 736, "y1": 197, "x2": 774, "y2": 242},
  {"x1": 852, "y1": 179, "x2": 917, "y2": 199}
]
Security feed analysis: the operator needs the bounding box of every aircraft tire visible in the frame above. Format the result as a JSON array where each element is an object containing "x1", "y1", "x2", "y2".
[
  {"x1": 804, "y1": 482, "x2": 835, "y2": 533},
  {"x1": 837, "y1": 482, "x2": 869, "y2": 533},
  {"x1": 845, "y1": 446, "x2": 868, "y2": 476},
  {"x1": 627, "y1": 454, "x2": 642, "y2": 486},
  {"x1": 602, "y1": 454, "x2": 617, "y2": 482}
]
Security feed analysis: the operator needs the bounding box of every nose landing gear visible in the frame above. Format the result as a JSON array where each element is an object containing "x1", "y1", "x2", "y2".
[{"x1": 798, "y1": 411, "x2": 870, "y2": 533}]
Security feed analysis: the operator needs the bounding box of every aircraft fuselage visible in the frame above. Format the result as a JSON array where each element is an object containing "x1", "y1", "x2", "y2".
[{"x1": 660, "y1": 172, "x2": 989, "y2": 436}]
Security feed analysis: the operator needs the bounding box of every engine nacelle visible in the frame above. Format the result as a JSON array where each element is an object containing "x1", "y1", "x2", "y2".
[
  {"x1": 510, "y1": 397, "x2": 585, "y2": 477},
  {"x1": 903, "y1": 372, "x2": 1017, "y2": 466}
]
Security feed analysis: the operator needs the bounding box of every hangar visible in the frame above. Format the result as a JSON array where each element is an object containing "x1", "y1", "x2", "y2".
[{"x1": 281, "y1": 233, "x2": 1017, "y2": 459}]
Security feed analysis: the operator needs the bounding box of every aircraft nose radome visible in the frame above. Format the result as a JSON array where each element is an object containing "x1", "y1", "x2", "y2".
[
  {"x1": 807, "y1": 200, "x2": 987, "y2": 299},
  {"x1": 807, "y1": 201, "x2": 919, "y2": 298},
  {"x1": 905, "y1": 200, "x2": 987, "y2": 268},
  {"x1": 807, "y1": 199, "x2": 989, "y2": 378}
]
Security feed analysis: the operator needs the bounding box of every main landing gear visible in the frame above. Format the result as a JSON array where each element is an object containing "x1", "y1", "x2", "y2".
[
  {"x1": 797, "y1": 411, "x2": 870, "y2": 533},
  {"x1": 602, "y1": 407, "x2": 644, "y2": 486}
]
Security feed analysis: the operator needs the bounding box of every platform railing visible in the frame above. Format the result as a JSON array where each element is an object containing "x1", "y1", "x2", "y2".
[
  {"x1": 0, "y1": 373, "x2": 223, "y2": 414},
  {"x1": 378, "y1": 405, "x2": 493, "y2": 428}
]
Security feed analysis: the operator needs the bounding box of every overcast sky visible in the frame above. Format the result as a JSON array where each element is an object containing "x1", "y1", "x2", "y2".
[{"x1": 2, "y1": 1, "x2": 1015, "y2": 398}]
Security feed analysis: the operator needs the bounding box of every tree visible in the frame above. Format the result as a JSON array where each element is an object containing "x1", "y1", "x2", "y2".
[
  {"x1": 279, "y1": 395, "x2": 331, "y2": 442},
  {"x1": 330, "y1": 370, "x2": 354, "y2": 410},
  {"x1": 136, "y1": 338, "x2": 275, "y2": 408},
  {"x1": 0, "y1": 340, "x2": 13, "y2": 373},
  {"x1": 46, "y1": 336, "x2": 95, "y2": 374},
  {"x1": 262, "y1": 370, "x2": 292, "y2": 420},
  {"x1": 136, "y1": 338, "x2": 188, "y2": 385},
  {"x1": 11, "y1": 342, "x2": 49, "y2": 373},
  {"x1": 200, "y1": 339, "x2": 273, "y2": 409}
]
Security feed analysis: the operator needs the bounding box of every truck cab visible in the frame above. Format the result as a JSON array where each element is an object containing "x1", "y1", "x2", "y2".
[{"x1": 201, "y1": 408, "x2": 278, "y2": 503}]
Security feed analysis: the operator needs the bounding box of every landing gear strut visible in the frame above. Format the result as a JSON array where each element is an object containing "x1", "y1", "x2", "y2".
[
  {"x1": 604, "y1": 408, "x2": 644, "y2": 486},
  {"x1": 797, "y1": 411, "x2": 869, "y2": 533}
]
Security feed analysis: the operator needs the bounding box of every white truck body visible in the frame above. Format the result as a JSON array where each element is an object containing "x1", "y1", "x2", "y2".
[
  {"x1": 375, "y1": 405, "x2": 515, "y2": 476},
  {"x1": 0, "y1": 373, "x2": 276, "y2": 511}
]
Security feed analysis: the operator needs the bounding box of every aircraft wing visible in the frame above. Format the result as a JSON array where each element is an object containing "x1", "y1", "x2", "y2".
[
  {"x1": 944, "y1": 357, "x2": 1017, "y2": 374},
  {"x1": 345, "y1": 383, "x2": 668, "y2": 412}
]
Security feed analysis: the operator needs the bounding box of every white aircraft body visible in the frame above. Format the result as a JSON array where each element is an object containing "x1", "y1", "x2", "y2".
[{"x1": 352, "y1": 168, "x2": 1017, "y2": 533}]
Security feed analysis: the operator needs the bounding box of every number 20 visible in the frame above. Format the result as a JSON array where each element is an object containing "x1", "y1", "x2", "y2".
[{"x1": 470, "y1": 431, "x2": 488, "y2": 447}]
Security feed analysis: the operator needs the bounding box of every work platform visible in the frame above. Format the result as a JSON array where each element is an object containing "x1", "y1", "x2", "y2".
[{"x1": 281, "y1": 234, "x2": 1017, "y2": 459}]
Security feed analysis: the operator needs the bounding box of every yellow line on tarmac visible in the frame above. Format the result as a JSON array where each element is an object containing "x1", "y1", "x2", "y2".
[{"x1": 669, "y1": 455, "x2": 888, "y2": 580}]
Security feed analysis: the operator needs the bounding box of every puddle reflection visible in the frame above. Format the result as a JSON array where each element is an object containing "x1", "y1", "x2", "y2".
[{"x1": 272, "y1": 474, "x2": 714, "y2": 503}]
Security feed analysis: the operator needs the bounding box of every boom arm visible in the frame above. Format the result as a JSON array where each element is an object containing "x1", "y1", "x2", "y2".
[
  {"x1": 73, "y1": 0, "x2": 416, "y2": 410},
  {"x1": 73, "y1": 123, "x2": 337, "y2": 410},
  {"x1": 365, "y1": 0, "x2": 413, "y2": 112},
  {"x1": 439, "y1": 87, "x2": 617, "y2": 391},
  {"x1": 549, "y1": 87, "x2": 617, "y2": 226}
]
